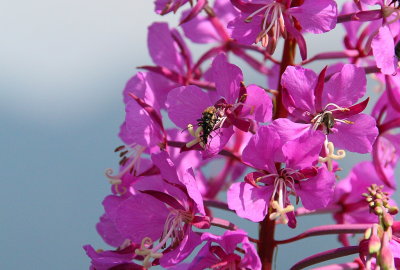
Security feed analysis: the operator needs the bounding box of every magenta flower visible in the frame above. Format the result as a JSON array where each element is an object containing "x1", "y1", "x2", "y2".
[
  {"x1": 167, "y1": 53, "x2": 272, "y2": 157},
  {"x1": 227, "y1": 125, "x2": 335, "y2": 226},
  {"x1": 105, "y1": 93, "x2": 166, "y2": 191},
  {"x1": 114, "y1": 152, "x2": 210, "y2": 268},
  {"x1": 228, "y1": 0, "x2": 337, "y2": 58},
  {"x1": 281, "y1": 64, "x2": 378, "y2": 154},
  {"x1": 186, "y1": 230, "x2": 261, "y2": 270}
]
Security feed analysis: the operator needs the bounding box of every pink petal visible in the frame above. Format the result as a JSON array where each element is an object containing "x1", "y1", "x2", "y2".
[
  {"x1": 242, "y1": 84, "x2": 273, "y2": 122},
  {"x1": 148, "y1": 22, "x2": 185, "y2": 74},
  {"x1": 288, "y1": 0, "x2": 337, "y2": 34},
  {"x1": 227, "y1": 182, "x2": 272, "y2": 222},
  {"x1": 228, "y1": 15, "x2": 263, "y2": 45},
  {"x1": 115, "y1": 194, "x2": 169, "y2": 243},
  {"x1": 181, "y1": 168, "x2": 206, "y2": 215},
  {"x1": 322, "y1": 64, "x2": 366, "y2": 108},
  {"x1": 181, "y1": 11, "x2": 220, "y2": 43},
  {"x1": 283, "y1": 131, "x2": 325, "y2": 170},
  {"x1": 281, "y1": 66, "x2": 317, "y2": 114},
  {"x1": 329, "y1": 113, "x2": 378, "y2": 153},
  {"x1": 296, "y1": 166, "x2": 335, "y2": 210},
  {"x1": 242, "y1": 125, "x2": 280, "y2": 172},
  {"x1": 120, "y1": 100, "x2": 163, "y2": 147},
  {"x1": 211, "y1": 54, "x2": 243, "y2": 104},
  {"x1": 160, "y1": 229, "x2": 202, "y2": 267},
  {"x1": 96, "y1": 214, "x2": 125, "y2": 248},
  {"x1": 203, "y1": 126, "x2": 235, "y2": 158},
  {"x1": 372, "y1": 26, "x2": 397, "y2": 75},
  {"x1": 167, "y1": 85, "x2": 213, "y2": 129}
]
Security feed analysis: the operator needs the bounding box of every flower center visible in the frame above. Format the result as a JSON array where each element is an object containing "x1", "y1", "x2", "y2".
[
  {"x1": 258, "y1": 168, "x2": 300, "y2": 224},
  {"x1": 310, "y1": 103, "x2": 353, "y2": 134},
  {"x1": 245, "y1": 1, "x2": 286, "y2": 47},
  {"x1": 105, "y1": 144, "x2": 146, "y2": 194},
  {"x1": 136, "y1": 209, "x2": 194, "y2": 268}
]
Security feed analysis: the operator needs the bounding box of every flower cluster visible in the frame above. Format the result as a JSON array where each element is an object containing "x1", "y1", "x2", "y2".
[{"x1": 85, "y1": 0, "x2": 400, "y2": 269}]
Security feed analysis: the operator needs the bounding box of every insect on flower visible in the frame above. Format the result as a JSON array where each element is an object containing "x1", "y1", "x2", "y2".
[
  {"x1": 196, "y1": 106, "x2": 224, "y2": 146},
  {"x1": 321, "y1": 111, "x2": 336, "y2": 134}
]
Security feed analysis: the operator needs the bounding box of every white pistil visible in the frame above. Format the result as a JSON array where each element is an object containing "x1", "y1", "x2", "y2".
[
  {"x1": 105, "y1": 145, "x2": 146, "y2": 194},
  {"x1": 269, "y1": 200, "x2": 294, "y2": 224},
  {"x1": 269, "y1": 176, "x2": 295, "y2": 224},
  {"x1": 135, "y1": 237, "x2": 163, "y2": 269},
  {"x1": 318, "y1": 139, "x2": 346, "y2": 172},
  {"x1": 186, "y1": 124, "x2": 204, "y2": 148}
]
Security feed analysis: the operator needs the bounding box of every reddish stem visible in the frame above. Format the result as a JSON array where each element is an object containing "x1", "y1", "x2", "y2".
[
  {"x1": 275, "y1": 38, "x2": 296, "y2": 119},
  {"x1": 258, "y1": 215, "x2": 276, "y2": 270},
  {"x1": 275, "y1": 224, "x2": 371, "y2": 245}
]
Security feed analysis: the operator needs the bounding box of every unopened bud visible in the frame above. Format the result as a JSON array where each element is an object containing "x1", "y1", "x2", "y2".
[
  {"x1": 374, "y1": 206, "x2": 383, "y2": 215},
  {"x1": 365, "y1": 227, "x2": 372, "y2": 239},
  {"x1": 378, "y1": 245, "x2": 395, "y2": 270},
  {"x1": 383, "y1": 213, "x2": 394, "y2": 228},
  {"x1": 388, "y1": 206, "x2": 399, "y2": 215},
  {"x1": 368, "y1": 234, "x2": 381, "y2": 254}
]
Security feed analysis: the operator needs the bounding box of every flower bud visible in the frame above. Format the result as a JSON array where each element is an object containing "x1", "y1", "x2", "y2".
[
  {"x1": 378, "y1": 245, "x2": 395, "y2": 270},
  {"x1": 368, "y1": 234, "x2": 381, "y2": 254},
  {"x1": 383, "y1": 213, "x2": 394, "y2": 228}
]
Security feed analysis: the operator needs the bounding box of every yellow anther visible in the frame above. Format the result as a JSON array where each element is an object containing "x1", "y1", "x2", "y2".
[
  {"x1": 135, "y1": 237, "x2": 163, "y2": 269},
  {"x1": 269, "y1": 200, "x2": 294, "y2": 225},
  {"x1": 343, "y1": 120, "x2": 354, "y2": 124},
  {"x1": 319, "y1": 140, "x2": 346, "y2": 172}
]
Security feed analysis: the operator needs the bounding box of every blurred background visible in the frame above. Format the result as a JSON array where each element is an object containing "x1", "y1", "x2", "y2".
[{"x1": 1, "y1": 0, "x2": 398, "y2": 269}]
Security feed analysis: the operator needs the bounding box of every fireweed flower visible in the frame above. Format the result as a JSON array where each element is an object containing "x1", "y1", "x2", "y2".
[
  {"x1": 167, "y1": 53, "x2": 272, "y2": 157},
  {"x1": 280, "y1": 64, "x2": 378, "y2": 167},
  {"x1": 114, "y1": 152, "x2": 210, "y2": 268},
  {"x1": 105, "y1": 92, "x2": 166, "y2": 193},
  {"x1": 227, "y1": 125, "x2": 335, "y2": 227},
  {"x1": 185, "y1": 230, "x2": 261, "y2": 270},
  {"x1": 228, "y1": 0, "x2": 337, "y2": 58}
]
